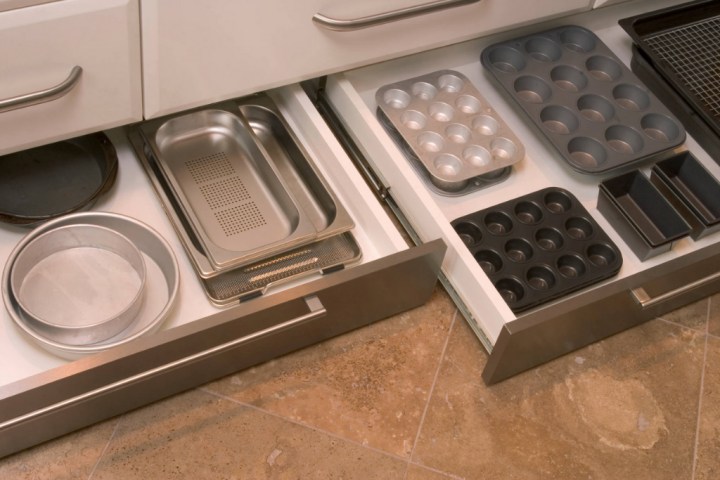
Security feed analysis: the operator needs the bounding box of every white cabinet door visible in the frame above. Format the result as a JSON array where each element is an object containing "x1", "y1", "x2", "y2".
[
  {"x1": 0, "y1": 0, "x2": 142, "y2": 156},
  {"x1": 141, "y1": 0, "x2": 592, "y2": 119}
]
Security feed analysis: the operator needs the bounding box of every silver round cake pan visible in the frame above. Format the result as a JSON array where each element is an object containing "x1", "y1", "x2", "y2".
[
  {"x1": 2, "y1": 212, "x2": 179, "y2": 358},
  {"x1": 10, "y1": 223, "x2": 147, "y2": 345}
]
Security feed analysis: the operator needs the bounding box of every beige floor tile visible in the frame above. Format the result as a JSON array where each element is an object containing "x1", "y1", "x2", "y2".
[
  {"x1": 91, "y1": 389, "x2": 407, "y2": 479},
  {"x1": 0, "y1": 419, "x2": 118, "y2": 480},
  {"x1": 203, "y1": 286, "x2": 456, "y2": 458},
  {"x1": 659, "y1": 297, "x2": 709, "y2": 332},
  {"x1": 708, "y1": 293, "x2": 720, "y2": 337},
  {"x1": 412, "y1": 318, "x2": 705, "y2": 480},
  {"x1": 406, "y1": 464, "x2": 462, "y2": 479},
  {"x1": 695, "y1": 336, "x2": 720, "y2": 480}
]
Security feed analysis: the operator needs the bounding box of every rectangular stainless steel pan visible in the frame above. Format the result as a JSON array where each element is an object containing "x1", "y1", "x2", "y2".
[{"x1": 137, "y1": 94, "x2": 354, "y2": 276}]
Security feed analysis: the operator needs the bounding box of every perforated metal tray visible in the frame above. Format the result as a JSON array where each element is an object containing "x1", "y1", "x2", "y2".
[{"x1": 137, "y1": 94, "x2": 354, "y2": 275}]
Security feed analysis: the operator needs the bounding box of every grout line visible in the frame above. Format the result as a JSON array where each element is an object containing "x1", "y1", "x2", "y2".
[
  {"x1": 197, "y1": 386, "x2": 412, "y2": 465},
  {"x1": 690, "y1": 298, "x2": 711, "y2": 480},
  {"x1": 87, "y1": 416, "x2": 123, "y2": 479},
  {"x1": 403, "y1": 308, "x2": 459, "y2": 479},
  {"x1": 656, "y1": 315, "x2": 720, "y2": 341},
  {"x1": 406, "y1": 461, "x2": 466, "y2": 479}
]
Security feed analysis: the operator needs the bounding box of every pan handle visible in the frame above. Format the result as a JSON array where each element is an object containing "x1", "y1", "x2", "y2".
[
  {"x1": 312, "y1": 0, "x2": 482, "y2": 31},
  {"x1": 0, "y1": 66, "x2": 83, "y2": 114}
]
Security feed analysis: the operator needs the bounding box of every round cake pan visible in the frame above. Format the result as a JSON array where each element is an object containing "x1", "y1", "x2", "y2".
[
  {"x1": 10, "y1": 223, "x2": 147, "y2": 345},
  {"x1": 0, "y1": 132, "x2": 118, "y2": 226},
  {"x1": 2, "y1": 212, "x2": 179, "y2": 359}
]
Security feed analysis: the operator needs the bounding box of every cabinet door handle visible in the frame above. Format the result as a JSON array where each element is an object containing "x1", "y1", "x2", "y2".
[
  {"x1": 631, "y1": 270, "x2": 720, "y2": 309},
  {"x1": 0, "y1": 295, "x2": 326, "y2": 430},
  {"x1": 0, "y1": 65, "x2": 82, "y2": 114},
  {"x1": 312, "y1": 0, "x2": 482, "y2": 31}
]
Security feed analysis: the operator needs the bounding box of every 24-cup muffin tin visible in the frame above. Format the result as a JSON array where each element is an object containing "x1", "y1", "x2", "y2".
[
  {"x1": 481, "y1": 25, "x2": 686, "y2": 174},
  {"x1": 376, "y1": 70, "x2": 524, "y2": 194},
  {"x1": 452, "y1": 187, "x2": 622, "y2": 312}
]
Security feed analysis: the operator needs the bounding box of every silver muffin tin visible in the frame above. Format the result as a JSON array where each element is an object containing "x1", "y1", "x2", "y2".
[
  {"x1": 376, "y1": 70, "x2": 524, "y2": 193},
  {"x1": 481, "y1": 25, "x2": 686, "y2": 174}
]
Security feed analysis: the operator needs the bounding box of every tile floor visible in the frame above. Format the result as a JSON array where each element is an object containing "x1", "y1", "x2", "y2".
[{"x1": 1, "y1": 286, "x2": 719, "y2": 479}]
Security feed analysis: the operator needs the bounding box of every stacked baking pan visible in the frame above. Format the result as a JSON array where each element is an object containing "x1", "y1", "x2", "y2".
[
  {"x1": 620, "y1": 0, "x2": 720, "y2": 162},
  {"x1": 481, "y1": 25, "x2": 686, "y2": 174},
  {"x1": 132, "y1": 93, "x2": 360, "y2": 305},
  {"x1": 376, "y1": 70, "x2": 525, "y2": 195},
  {"x1": 2, "y1": 212, "x2": 180, "y2": 358}
]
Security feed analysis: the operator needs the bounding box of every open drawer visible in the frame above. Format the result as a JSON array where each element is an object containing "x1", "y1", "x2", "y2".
[
  {"x1": 322, "y1": 0, "x2": 720, "y2": 383},
  {"x1": 0, "y1": 85, "x2": 445, "y2": 457}
]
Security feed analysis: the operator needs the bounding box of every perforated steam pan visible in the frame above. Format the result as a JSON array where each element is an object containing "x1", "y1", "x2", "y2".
[
  {"x1": 137, "y1": 94, "x2": 354, "y2": 275},
  {"x1": 452, "y1": 187, "x2": 622, "y2": 312},
  {"x1": 481, "y1": 25, "x2": 686, "y2": 174},
  {"x1": 203, "y1": 231, "x2": 362, "y2": 306},
  {"x1": 375, "y1": 70, "x2": 524, "y2": 194}
]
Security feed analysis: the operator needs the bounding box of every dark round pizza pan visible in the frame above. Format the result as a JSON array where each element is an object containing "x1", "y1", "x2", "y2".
[{"x1": 0, "y1": 132, "x2": 118, "y2": 226}]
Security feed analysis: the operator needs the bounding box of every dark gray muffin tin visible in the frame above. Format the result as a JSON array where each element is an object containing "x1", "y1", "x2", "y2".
[
  {"x1": 481, "y1": 25, "x2": 686, "y2": 174},
  {"x1": 452, "y1": 187, "x2": 622, "y2": 312},
  {"x1": 376, "y1": 70, "x2": 524, "y2": 194}
]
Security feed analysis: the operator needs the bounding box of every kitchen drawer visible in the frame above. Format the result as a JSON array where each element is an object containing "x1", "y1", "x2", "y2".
[
  {"x1": 140, "y1": 0, "x2": 592, "y2": 119},
  {"x1": 0, "y1": 0, "x2": 142, "y2": 156},
  {"x1": 0, "y1": 85, "x2": 445, "y2": 457},
  {"x1": 323, "y1": 0, "x2": 720, "y2": 382}
]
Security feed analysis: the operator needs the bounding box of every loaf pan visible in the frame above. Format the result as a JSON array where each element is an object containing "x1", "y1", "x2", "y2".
[
  {"x1": 650, "y1": 151, "x2": 720, "y2": 240},
  {"x1": 598, "y1": 170, "x2": 691, "y2": 260}
]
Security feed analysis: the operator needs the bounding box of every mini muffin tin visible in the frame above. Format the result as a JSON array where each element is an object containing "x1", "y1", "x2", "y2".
[
  {"x1": 481, "y1": 25, "x2": 686, "y2": 174},
  {"x1": 376, "y1": 70, "x2": 524, "y2": 194},
  {"x1": 452, "y1": 187, "x2": 622, "y2": 312}
]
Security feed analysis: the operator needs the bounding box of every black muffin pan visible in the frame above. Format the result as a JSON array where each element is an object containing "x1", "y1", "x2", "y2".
[
  {"x1": 481, "y1": 25, "x2": 686, "y2": 174},
  {"x1": 452, "y1": 187, "x2": 623, "y2": 312}
]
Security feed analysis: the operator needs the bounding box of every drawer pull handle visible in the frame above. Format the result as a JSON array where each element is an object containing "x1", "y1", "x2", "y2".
[
  {"x1": 312, "y1": 0, "x2": 482, "y2": 31},
  {"x1": 0, "y1": 295, "x2": 326, "y2": 430},
  {"x1": 0, "y1": 65, "x2": 82, "y2": 114},
  {"x1": 631, "y1": 270, "x2": 720, "y2": 309}
]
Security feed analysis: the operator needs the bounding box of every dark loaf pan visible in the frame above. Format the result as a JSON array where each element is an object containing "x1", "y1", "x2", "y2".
[
  {"x1": 650, "y1": 151, "x2": 720, "y2": 240},
  {"x1": 598, "y1": 170, "x2": 691, "y2": 260}
]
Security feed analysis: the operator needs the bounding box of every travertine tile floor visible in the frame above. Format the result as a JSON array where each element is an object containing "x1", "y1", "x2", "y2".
[{"x1": 2, "y1": 286, "x2": 719, "y2": 479}]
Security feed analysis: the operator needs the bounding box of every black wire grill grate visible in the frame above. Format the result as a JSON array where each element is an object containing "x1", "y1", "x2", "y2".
[{"x1": 643, "y1": 15, "x2": 720, "y2": 121}]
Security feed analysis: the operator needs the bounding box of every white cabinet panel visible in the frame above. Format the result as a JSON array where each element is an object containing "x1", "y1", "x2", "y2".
[
  {"x1": 141, "y1": 0, "x2": 592, "y2": 118},
  {"x1": 0, "y1": 0, "x2": 142, "y2": 156}
]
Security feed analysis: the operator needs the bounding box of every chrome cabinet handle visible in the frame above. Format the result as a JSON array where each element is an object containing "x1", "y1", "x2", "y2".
[
  {"x1": 631, "y1": 270, "x2": 720, "y2": 309},
  {"x1": 0, "y1": 65, "x2": 82, "y2": 114},
  {"x1": 312, "y1": 0, "x2": 482, "y2": 31},
  {"x1": 0, "y1": 295, "x2": 326, "y2": 430}
]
